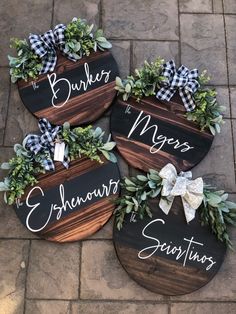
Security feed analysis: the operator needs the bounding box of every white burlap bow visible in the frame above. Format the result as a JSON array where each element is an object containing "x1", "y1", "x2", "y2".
[{"x1": 159, "y1": 163, "x2": 204, "y2": 223}]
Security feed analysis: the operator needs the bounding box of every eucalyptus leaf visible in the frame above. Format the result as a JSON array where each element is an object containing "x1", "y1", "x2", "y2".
[
  {"x1": 209, "y1": 125, "x2": 216, "y2": 136},
  {"x1": 207, "y1": 193, "x2": 222, "y2": 206},
  {"x1": 93, "y1": 127, "x2": 103, "y2": 138},
  {"x1": 100, "y1": 149, "x2": 109, "y2": 160},
  {"x1": 1, "y1": 162, "x2": 11, "y2": 170},
  {"x1": 108, "y1": 152, "x2": 117, "y2": 163},
  {"x1": 116, "y1": 77, "x2": 123, "y2": 88},
  {"x1": 126, "y1": 186, "x2": 137, "y2": 192},
  {"x1": 148, "y1": 180, "x2": 156, "y2": 189},
  {"x1": 141, "y1": 191, "x2": 147, "y2": 201},
  {"x1": 97, "y1": 41, "x2": 112, "y2": 49},
  {"x1": 137, "y1": 175, "x2": 148, "y2": 182},
  {"x1": 124, "y1": 178, "x2": 136, "y2": 186},
  {"x1": 0, "y1": 182, "x2": 9, "y2": 191},
  {"x1": 101, "y1": 141, "x2": 116, "y2": 151}
]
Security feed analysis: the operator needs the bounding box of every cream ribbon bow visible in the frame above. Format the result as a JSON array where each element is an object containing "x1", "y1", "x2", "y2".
[{"x1": 159, "y1": 163, "x2": 204, "y2": 223}]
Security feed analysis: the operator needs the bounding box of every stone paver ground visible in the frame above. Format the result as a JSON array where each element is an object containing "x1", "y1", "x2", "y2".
[{"x1": 0, "y1": 1, "x2": 236, "y2": 313}]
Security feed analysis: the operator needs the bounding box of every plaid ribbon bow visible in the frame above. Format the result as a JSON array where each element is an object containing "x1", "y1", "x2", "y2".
[
  {"x1": 156, "y1": 60, "x2": 200, "y2": 111},
  {"x1": 29, "y1": 23, "x2": 77, "y2": 74},
  {"x1": 25, "y1": 118, "x2": 69, "y2": 171}
]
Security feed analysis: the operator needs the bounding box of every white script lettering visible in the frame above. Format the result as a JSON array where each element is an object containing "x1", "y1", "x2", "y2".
[
  {"x1": 127, "y1": 111, "x2": 194, "y2": 154},
  {"x1": 47, "y1": 62, "x2": 111, "y2": 107},
  {"x1": 138, "y1": 219, "x2": 216, "y2": 271},
  {"x1": 25, "y1": 178, "x2": 120, "y2": 232}
]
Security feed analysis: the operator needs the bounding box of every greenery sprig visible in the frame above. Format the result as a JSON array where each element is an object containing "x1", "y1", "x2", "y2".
[
  {"x1": 114, "y1": 170, "x2": 236, "y2": 248},
  {"x1": 0, "y1": 123, "x2": 117, "y2": 205},
  {"x1": 8, "y1": 38, "x2": 43, "y2": 83},
  {"x1": 64, "y1": 18, "x2": 112, "y2": 60},
  {"x1": 8, "y1": 18, "x2": 111, "y2": 83},
  {"x1": 115, "y1": 58, "x2": 165, "y2": 101},
  {"x1": 115, "y1": 58, "x2": 225, "y2": 135},
  {"x1": 114, "y1": 169, "x2": 162, "y2": 230},
  {"x1": 199, "y1": 186, "x2": 236, "y2": 249},
  {"x1": 187, "y1": 71, "x2": 225, "y2": 135}
]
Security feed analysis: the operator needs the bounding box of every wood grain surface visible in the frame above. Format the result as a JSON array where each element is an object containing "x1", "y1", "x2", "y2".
[
  {"x1": 110, "y1": 95, "x2": 214, "y2": 172},
  {"x1": 14, "y1": 156, "x2": 120, "y2": 242},
  {"x1": 113, "y1": 198, "x2": 226, "y2": 296},
  {"x1": 18, "y1": 50, "x2": 119, "y2": 126}
]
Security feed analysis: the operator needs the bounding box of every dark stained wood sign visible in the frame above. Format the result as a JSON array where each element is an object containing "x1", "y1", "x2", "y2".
[
  {"x1": 14, "y1": 156, "x2": 120, "y2": 242},
  {"x1": 18, "y1": 51, "x2": 119, "y2": 126},
  {"x1": 113, "y1": 198, "x2": 226, "y2": 296},
  {"x1": 110, "y1": 95, "x2": 214, "y2": 172}
]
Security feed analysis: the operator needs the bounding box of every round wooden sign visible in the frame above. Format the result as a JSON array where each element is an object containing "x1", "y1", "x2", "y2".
[
  {"x1": 17, "y1": 51, "x2": 119, "y2": 126},
  {"x1": 113, "y1": 198, "x2": 226, "y2": 296},
  {"x1": 14, "y1": 156, "x2": 120, "y2": 242},
  {"x1": 110, "y1": 95, "x2": 214, "y2": 172}
]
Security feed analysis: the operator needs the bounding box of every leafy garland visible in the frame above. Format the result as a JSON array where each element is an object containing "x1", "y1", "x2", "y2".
[
  {"x1": 115, "y1": 58, "x2": 225, "y2": 135},
  {"x1": 0, "y1": 123, "x2": 117, "y2": 205},
  {"x1": 114, "y1": 170, "x2": 236, "y2": 248},
  {"x1": 8, "y1": 18, "x2": 112, "y2": 83}
]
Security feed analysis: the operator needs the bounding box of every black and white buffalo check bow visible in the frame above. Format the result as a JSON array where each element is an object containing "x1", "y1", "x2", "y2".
[
  {"x1": 25, "y1": 118, "x2": 69, "y2": 171},
  {"x1": 156, "y1": 60, "x2": 200, "y2": 111},
  {"x1": 29, "y1": 24, "x2": 77, "y2": 74}
]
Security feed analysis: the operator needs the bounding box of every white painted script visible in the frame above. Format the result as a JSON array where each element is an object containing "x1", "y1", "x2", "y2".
[
  {"x1": 127, "y1": 110, "x2": 194, "y2": 154},
  {"x1": 25, "y1": 178, "x2": 120, "y2": 232},
  {"x1": 47, "y1": 62, "x2": 111, "y2": 107},
  {"x1": 138, "y1": 219, "x2": 216, "y2": 271}
]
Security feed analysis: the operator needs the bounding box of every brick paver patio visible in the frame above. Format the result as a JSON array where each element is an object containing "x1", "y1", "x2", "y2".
[{"x1": 0, "y1": 1, "x2": 236, "y2": 313}]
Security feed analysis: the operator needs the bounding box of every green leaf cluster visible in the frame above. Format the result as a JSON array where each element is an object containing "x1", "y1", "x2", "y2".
[
  {"x1": 186, "y1": 71, "x2": 225, "y2": 135},
  {"x1": 0, "y1": 123, "x2": 117, "y2": 205},
  {"x1": 114, "y1": 169, "x2": 162, "y2": 230},
  {"x1": 115, "y1": 58, "x2": 165, "y2": 101},
  {"x1": 0, "y1": 144, "x2": 45, "y2": 205},
  {"x1": 64, "y1": 18, "x2": 112, "y2": 60},
  {"x1": 61, "y1": 123, "x2": 117, "y2": 163},
  {"x1": 199, "y1": 186, "x2": 236, "y2": 248},
  {"x1": 8, "y1": 38, "x2": 43, "y2": 83}
]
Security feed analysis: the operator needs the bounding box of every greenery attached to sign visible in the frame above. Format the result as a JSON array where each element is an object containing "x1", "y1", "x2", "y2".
[
  {"x1": 115, "y1": 58, "x2": 165, "y2": 101},
  {"x1": 114, "y1": 169, "x2": 236, "y2": 248},
  {"x1": 64, "y1": 18, "x2": 112, "y2": 60},
  {"x1": 115, "y1": 58, "x2": 225, "y2": 135},
  {"x1": 186, "y1": 71, "x2": 225, "y2": 135},
  {"x1": 200, "y1": 186, "x2": 236, "y2": 249},
  {"x1": 8, "y1": 17, "x2": 112, "y2": 83},
  {"x1": 115, "y1": 169, "x2": 162, "y2": 230},
  {"x1": 0, "y1": 123, "x2": 117, "y2": 205},
  {"x1": 8, "y1": 38, "x2": 43, "y2": 83},
  {"x1": 62, "y1": 123, "x2": 117, "y2": 163}
]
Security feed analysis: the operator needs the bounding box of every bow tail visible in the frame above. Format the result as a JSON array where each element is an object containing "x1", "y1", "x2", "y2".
[
  {"x1": 159, "y1": 195, "x2": 175, "y2": 215},
  {"x1": 42, "y1": 157, "x2": 55, "y2": 171},
  {"x1": 179, "y1": 88, "x2": 196, "y2": 112},
  {"x1": 39, "y1": 51, "x2": 57, "y2": 74},
  {"x1": 156, "y1": 86, "x2": 176, "y2": 102},
  {"x1": 181, "y1": 197, "x2": 196, "y2": 223}
]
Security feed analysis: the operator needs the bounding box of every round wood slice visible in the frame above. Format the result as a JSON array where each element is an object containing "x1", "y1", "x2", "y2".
[
  {"x1": 14, "y1": 156, "x2": 120, "y2": 242},
  {"x1": 110, "y1": 95, "x2": 214, "y2": 172},
  {"x1": 17, "y1": 50, "x2": 119, "y2": 126},
  {"x1": 113, "y1": 198, "x2": 226, "y2": 296}
]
